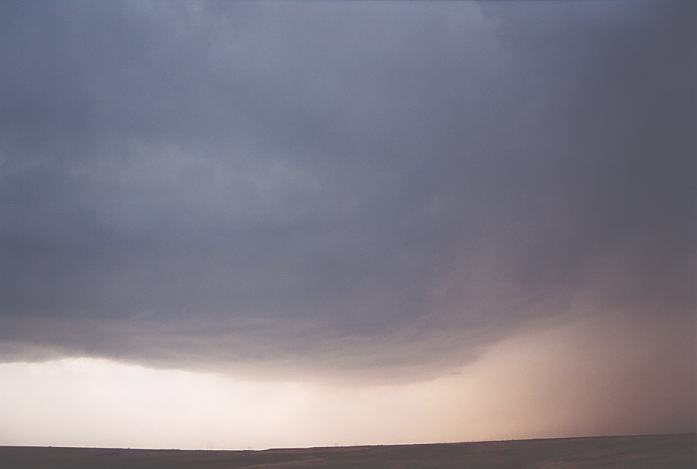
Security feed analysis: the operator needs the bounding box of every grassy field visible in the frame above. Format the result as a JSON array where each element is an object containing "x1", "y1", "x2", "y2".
[{"x1": 0, "y1": 433, "x2": 694, "y2": 468}]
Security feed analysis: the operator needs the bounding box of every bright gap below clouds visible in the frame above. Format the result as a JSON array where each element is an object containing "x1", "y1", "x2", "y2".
[{"x1": 1, "y1": 313, "x2": 693, "y2": 450}]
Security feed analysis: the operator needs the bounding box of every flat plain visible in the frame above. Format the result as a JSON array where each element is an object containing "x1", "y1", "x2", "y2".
[{"x1": 0, "y1": 433, "x2": 694, "y2": 468}]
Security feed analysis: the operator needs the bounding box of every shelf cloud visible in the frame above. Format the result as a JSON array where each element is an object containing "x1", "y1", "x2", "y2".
[{"x1": 0, "y1": 0, "x2": 694, "y2": 419}]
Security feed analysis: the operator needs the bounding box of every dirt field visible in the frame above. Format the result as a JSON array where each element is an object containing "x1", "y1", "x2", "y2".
[{"x1": 0, "y1": 433, "x2": 694, "y2": 468}]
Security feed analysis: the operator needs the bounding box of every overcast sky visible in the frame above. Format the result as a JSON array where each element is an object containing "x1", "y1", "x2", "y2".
[{"x1": 0, "y1": 0, "x2": 695, "y2": 449}]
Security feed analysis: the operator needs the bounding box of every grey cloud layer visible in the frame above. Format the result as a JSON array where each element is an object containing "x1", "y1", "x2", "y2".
[{"x1": 0, "y1": 1, "x2": 694, "y2": 375}]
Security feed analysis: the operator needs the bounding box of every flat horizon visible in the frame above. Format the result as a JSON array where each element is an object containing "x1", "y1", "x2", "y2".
[
  {"x1": 0, "y1": 0, "x2": 694, "y2": 459},
  {"x1": 2, "y1": 434, "x2": 695, "y2": 468},
  {"x1": 3, "y1": 431, "x2": 695, "y2": 452}
]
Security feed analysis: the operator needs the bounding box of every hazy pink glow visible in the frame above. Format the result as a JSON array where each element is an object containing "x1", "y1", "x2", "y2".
[
  {"x1": 1, "y1": 313, "x2": 693, "y2": 450},
  {"x1": 0, "y1": 0, "x2": 693, "y2": 452}
]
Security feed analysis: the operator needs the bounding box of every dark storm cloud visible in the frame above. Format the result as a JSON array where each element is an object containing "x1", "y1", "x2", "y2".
[{"x1": 0, "y1": 1, "x2": 694, "y2": 375}]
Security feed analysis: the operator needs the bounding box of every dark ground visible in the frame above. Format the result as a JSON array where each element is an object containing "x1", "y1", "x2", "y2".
[{"x1": 0, "y1": 433, "x2": 694, "y2": 468}]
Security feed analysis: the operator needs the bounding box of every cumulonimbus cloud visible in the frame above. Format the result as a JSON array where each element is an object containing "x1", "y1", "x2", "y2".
[{"x1": 0, "y1": 0, "x2": 694, "y2": 380}]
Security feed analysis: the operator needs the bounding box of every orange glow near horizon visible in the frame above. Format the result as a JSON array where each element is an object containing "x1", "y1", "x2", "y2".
[{"x1": 0, "y1": 314, "x2": 693, "y2": 450}]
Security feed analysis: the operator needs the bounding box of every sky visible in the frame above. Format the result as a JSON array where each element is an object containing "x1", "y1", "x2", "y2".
[{"x1": 0, "y1": 0, "x2": 695, "y2": 450}]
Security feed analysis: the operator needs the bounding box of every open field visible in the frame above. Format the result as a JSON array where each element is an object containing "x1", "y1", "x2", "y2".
[{"x1": 0, "y1": 434, "x2": 694, "y2": 468}]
